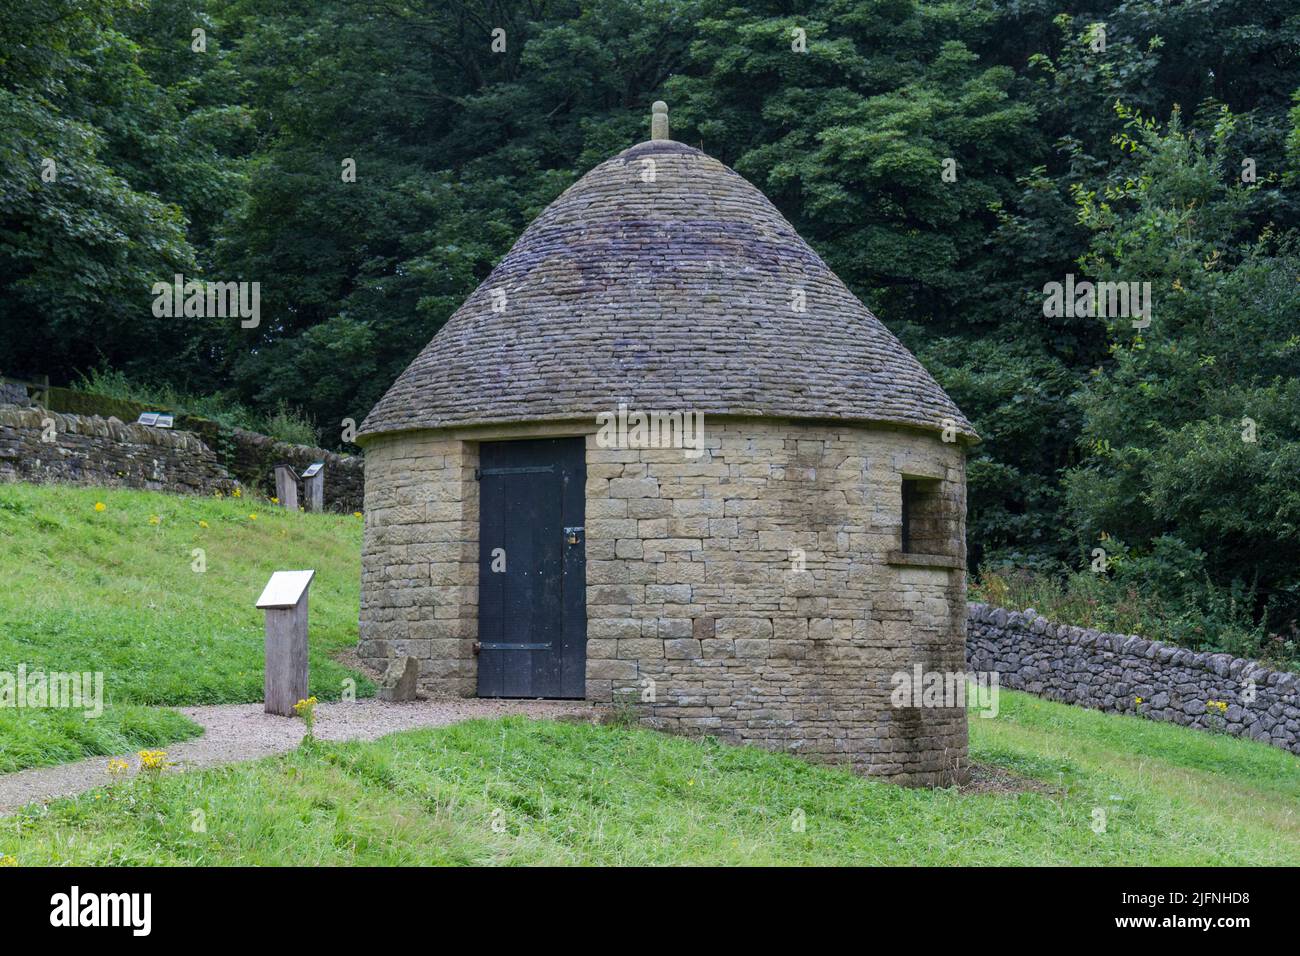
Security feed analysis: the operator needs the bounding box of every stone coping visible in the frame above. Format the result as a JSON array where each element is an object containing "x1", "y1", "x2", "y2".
[{"x1": 886, "y1": 551, "x2": 962, "y2": 569}]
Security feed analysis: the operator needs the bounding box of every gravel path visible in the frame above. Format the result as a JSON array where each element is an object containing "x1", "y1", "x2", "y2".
[{"x1": 0, "y1": 698, "x2": 599, "y2": 815}]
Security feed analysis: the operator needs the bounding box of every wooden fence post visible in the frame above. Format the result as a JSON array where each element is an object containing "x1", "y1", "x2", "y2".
[
  {"x1": 256, "y1": 570, "x2": 314, "y2": 716},
  {"x1": 274, "y1": 464, "x2": 298, "y2": 510}
]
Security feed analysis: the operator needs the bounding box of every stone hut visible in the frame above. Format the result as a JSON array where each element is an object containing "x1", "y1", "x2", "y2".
[{"x1": 356, "y1": 104, "x2": 978, "y2": 785}]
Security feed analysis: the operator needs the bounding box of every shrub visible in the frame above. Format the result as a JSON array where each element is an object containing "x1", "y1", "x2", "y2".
[{"x1": 261, "y1": 400, "x2": 319, "y2": 447}]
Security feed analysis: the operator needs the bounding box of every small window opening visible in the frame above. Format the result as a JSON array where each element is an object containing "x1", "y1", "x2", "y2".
[{"x1": 900, "y1": 476, "x2": 947, "y2": 555}]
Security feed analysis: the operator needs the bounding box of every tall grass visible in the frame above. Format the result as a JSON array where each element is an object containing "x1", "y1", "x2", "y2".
[
  {"x1": 972, "y1": 566, "x2": 1295, "y2": 670},
  {"x1": 73, "y1": 368, "x2": 320, "y2": 446}
]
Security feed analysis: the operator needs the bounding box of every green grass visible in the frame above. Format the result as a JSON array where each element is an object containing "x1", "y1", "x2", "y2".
[
  {"x1": 0, "y1": 483, "x2": 370, "y2": 772},
  {"x1": 4, "y1": 691, "x2": 1296, "y2": 865},
  {"x1": 1, "y1": 484, "x2": 1295, "y2": 865}
]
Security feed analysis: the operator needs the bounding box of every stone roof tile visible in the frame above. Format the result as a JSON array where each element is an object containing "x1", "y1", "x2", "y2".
[{"x1": 359, "y1": 140, "x2": 976, "y2": 441}]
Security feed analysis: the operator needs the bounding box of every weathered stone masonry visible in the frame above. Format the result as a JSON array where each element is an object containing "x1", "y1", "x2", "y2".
[
  {"x1": 226, "y1": 426, "x2": 364, "y2": 513},
  {"x1": 0, "y1": 404, "x2": 236, "y2": 496},
  {"x1": 0, "y1": 403, "x2": 364, "y2": 510},
  {"x1": 359, "y1": 418, "x2": 971, "y2": 785},
  {"x1": 357, "y1": 114, "x2": 980, "y2": 785},
  {"x1": 966, "y1": 603, "x2": 1300, "y2": 755},
  {"x1": 360, "y1": 430, "x2": 479, "y2": 695}
]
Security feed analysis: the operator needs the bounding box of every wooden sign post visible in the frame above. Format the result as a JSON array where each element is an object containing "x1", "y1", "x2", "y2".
[
  {"x1": 256, "y1": 569, "x2": 315, "y2": 716},
  {"x1": 301, "y1": 462, "x2": 324, "y2": 513},
  {"x1": 274, "y1": 464, "x2": 299, "y2": 510}
]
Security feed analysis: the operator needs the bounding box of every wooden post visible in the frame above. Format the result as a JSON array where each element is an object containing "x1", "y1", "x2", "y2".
[
  {"x1": 302, "y1": 462, "x2": 324, "y2": 513},
  {"x1": 274, "y1": 464, "x2": 298, "y2": 510},
  {"x1": 256, "y1": 570, "x2": 314, "y2": 716}
]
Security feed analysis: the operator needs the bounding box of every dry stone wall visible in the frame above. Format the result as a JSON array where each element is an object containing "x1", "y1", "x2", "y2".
[
  {"x1": 0, "y1": 403, "x2": 363, "y2": 510},
  {"x1": 965, "y1": 603, "x2": 1300, "y2": 755},
  {"x1": 0, "y1": 404, "x2": 237, "y2": 495},
  {"x1": 358, "y1": 418, "x2": 971, "y2": 786},
  {"x1": 225, "y1": 427, "x2": 363, "y2": 513}
]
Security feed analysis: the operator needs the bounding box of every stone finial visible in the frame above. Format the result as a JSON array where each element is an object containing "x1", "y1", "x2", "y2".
[{"x1": 651, "y1": 101, "x2": 669, "y2": 140}]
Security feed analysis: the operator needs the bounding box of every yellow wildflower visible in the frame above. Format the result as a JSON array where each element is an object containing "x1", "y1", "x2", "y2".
[
  {"x1": 94, "y1": 502, "x2": 105, "y2": 512},
  {"x1": 248, "y1": 513, "x2": 258, "y2": 521},
  {"x1": 138, "y1": 749, "x2": 168, "y2": 772},
  {"x1": 232, "y1": 487, "x2": 242, "y2": 498},
  {"x1": 0, "y1": 855, "x2": 16, "y2": 867},
  {"x1": 353, "y1": 511, "x2": 363, "y2": 518},
  {"x1": 294, "y1": 696, "x2": 320, "y2": 738},
  {"x1": 198, "y1": 520, "x2": 209, "y2": 528},
  {"x1": 107, "y1": 757, "x2": 130, "y2": 777},
  {"x1": 149, "y1": 515, "x2": 161, "y2": 525}
]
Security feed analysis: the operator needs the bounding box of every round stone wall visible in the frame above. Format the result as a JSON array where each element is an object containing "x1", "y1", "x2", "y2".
[{"x1": 359, "y1": 417, "x2": 970, "y2": 786}]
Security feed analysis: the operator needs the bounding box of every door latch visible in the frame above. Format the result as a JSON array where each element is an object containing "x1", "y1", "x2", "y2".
[{"x1": 565, "y1": 526, "x2": 584, "y2": 545}]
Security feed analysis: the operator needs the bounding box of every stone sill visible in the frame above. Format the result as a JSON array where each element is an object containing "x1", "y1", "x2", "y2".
[{"x1": 885, "y1": 551, "x2": 962, "y2": 570}]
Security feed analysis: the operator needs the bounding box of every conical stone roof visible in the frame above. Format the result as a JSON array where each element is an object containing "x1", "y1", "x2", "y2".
[{"x1": 359, "y1": 137, "x2": 975, "y2": 442}]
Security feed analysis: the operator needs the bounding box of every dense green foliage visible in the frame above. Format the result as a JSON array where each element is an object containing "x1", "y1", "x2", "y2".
[
  {"x1": 4, "y1": 0, "x2": 1300, "y2": 649},
  {"x1": 5, "y1": 696, "x2": 1298, "y2": 864},
  {"x1": 0, "y1": 483, "x2": 370, "y2": 771},
  {"x1": 1059, "y1": 107, "x2": 1300, "y2": 658}
]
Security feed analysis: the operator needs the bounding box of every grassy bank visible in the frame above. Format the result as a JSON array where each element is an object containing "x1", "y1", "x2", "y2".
[
  {"x1": 0, "y1": 483, "x2": 370, "y2": 772},
  {"x1": 3, "y1": 690, "x2": 1296, "y2": 865}
]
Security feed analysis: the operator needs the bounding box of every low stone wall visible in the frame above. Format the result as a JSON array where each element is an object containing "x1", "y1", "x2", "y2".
[
  {"x1": 965, "y1": 602, "x2": 1300, "y2": 755},
  {"x1": 0, "y1": 405, "x2": 237, "y2": 496},
  {"x1": 0, "y1": 384, "x2": 29, "y2": 406},
  {"x1": 0, "y1": 404, "x2": 364, "y2": 510},
  {"x1": 225, "y1": 428, "x2": 363, "y2": 513},
  {"x1": 1, "y1": 384, "x2": 366, "y2": 511}
]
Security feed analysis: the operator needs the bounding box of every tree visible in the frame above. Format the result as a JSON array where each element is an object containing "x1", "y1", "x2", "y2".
[{"x1": 1065, "y1": 105, "x2": 1300, "y2": 632}]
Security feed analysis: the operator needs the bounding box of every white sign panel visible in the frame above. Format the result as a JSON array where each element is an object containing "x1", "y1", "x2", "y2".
[
  {"x1": 136, "y1": 412, "x2": 175, "y2": 428},
  {"x1": 255, "y1": 569, "x2": 316, "y2": 609}
]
